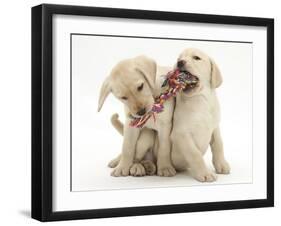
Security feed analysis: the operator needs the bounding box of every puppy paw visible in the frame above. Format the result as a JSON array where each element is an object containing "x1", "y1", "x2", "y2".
[
  {"x1": 130, "y1": 163, "x2": 146, "y2": 177},
  {"x1": 157, "y1": 164, "x2": 176, "y2": 177},
  {"x1": 213, "y1": 159, "x2": 230, "y2": 174},
  {"x1": 108, "y1": 157, "x2": 119, "y2": 168},
  {"x1": 141, "y1": 160, "x2": 156, "y2": 175},
  {"x1": 191, "y1": 169, "x2": 217, "y2": 182},
  {"x1": 111, "y1": 164, "x2": 130, "y2": 177}
]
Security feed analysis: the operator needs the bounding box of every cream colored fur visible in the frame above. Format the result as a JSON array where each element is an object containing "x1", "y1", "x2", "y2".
[
  {"x1": 170, "y1": 48, "x2": 230, "y2": 182},
  {"x1": 98, "y1": 56, "x2": 175, "y2": 177},
  {"x1": 108, "y1": 114, "x2": 157, "y2": 176}
]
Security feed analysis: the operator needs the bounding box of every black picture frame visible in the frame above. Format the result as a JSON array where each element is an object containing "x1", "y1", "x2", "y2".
[{"x1": 32, "y1": 3, "x2": 274, "y2": 222}]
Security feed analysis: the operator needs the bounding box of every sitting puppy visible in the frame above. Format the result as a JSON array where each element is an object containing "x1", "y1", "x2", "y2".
[
  {"x1": 98, "y1": 56, "x2": 175, "y2": 177},
  {"x1": 108, "y1": 114, "x2": 157, "y2": 176},
  {"x1": 171, "y1": 48, "x2": 230, "y2": 182}
]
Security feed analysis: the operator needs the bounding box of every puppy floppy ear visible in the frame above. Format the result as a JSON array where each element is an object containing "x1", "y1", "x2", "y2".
[
  {"x1": 97, "y1": 77, "x2": 111, "y2": 112},
  {"x1": 134, "y1": 55, "x2": 157, "y2": 90},
  {"x1": 210, "y1": 58, "x2": 223, "y2": 88}
]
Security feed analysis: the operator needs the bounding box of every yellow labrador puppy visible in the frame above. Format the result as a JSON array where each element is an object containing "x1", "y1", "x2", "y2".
[
  {"x1": 171, "y1": 48, "x2": 230, "y2": 182},
  {"x1": 108, "y1": 114, "x2": 157, "y2": 176},
  {"x1": 98, "y1": 56, "x2": 175, "y2": 177}
]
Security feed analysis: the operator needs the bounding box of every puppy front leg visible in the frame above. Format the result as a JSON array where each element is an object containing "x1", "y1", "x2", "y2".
[
  {"x1": 157, "y1": 125, "x2": 176, "y2": 177},
  {"x1": 173, "y1": 133, "x2": 216, "y2": 182},
  {"x1": 108, "y1": 129, "x2": 155, "y2": 175},
  {"x1": 111, "y1": 121, "x2": 140, "y2": 177},
  {"x1": 210, "y1": 127, "x2": 230, "y2": 174},
  {"x1": 130, "y1": 129, "x2": 155, "y2": 177}
]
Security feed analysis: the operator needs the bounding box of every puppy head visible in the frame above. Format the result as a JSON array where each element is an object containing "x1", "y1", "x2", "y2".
[
  {"x1": 98, "y1": 55, "x2": 156, "y2": 118},
  {"x1": 176, "y1": 48, "x2": 222, "y2": 96}
]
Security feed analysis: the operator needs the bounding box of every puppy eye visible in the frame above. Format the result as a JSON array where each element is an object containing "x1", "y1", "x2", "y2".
[
  {"x1": 137, "y1": 83, "x2": 144, "y2": 91},
  {"x1": 193, "y1": 55, "x2": 201, "y2": 60},
  {"x1": 121, "y1": 96, "x2": 127, "y2": 100}
]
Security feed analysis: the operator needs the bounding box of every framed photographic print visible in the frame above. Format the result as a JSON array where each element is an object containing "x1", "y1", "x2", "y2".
[{"x1": 31, "y1": 4, "x2": 274, "y2": 221}]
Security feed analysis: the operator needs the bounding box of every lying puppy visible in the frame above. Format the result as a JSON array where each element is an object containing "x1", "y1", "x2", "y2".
[
  {"x1": 171, "y1": 48, "x2": 230, "y2": 182},
  {"x1": 98, "y1": 56, "x2": 175, "y2": 177}
]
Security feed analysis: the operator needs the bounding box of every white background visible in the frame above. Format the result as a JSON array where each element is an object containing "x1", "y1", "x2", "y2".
[
  {"x1": 54, "y1": 15, "x2": 267, "y2": 211},
  {"x1": 71, "y1": 34, "x2": 253, "y2": 191},
  {"x1": 53, "y1": 15, "x2": 268, "y2": 211},
  {"x1": 0, "y1": 0, "x2": 279, "y2": 225}
]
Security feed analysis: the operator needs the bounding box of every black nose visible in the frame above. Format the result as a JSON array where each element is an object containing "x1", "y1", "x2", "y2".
[
  {"x1": 137, "y1": 108, "x2": 146, "y2": 116},
  {"x1": 177, "y1": 60, "x2": 186, "y2": 68}
]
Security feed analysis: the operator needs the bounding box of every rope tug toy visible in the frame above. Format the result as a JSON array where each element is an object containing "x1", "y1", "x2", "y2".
[{"x1": 129, "y1": 68, "x2": 199, "y2": 128}]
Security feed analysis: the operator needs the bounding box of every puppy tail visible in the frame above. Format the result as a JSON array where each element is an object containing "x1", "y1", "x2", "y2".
[{"x1": 111, "y1": 113, "x2": 124, "y2": 136}]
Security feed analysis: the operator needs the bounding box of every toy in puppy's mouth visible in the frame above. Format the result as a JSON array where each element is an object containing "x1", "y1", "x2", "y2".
[
  {"x1": 163, "y1": 68, "x2": 199, "y2": 93},
  {"x1": 129, "y1": 68, "x2": 199, "y2": 128},
  {"x1": 179, "y1": 70, "x2": 200, "y2": 92}
]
